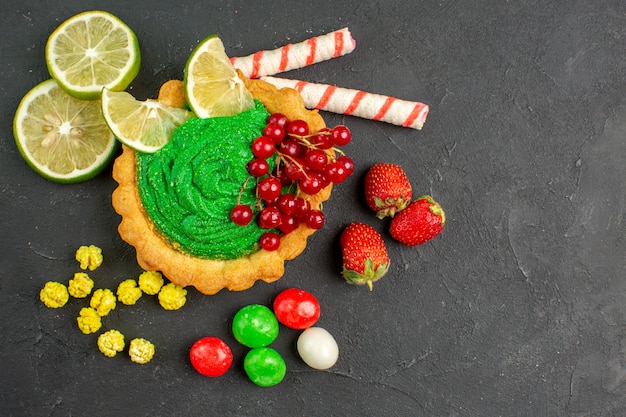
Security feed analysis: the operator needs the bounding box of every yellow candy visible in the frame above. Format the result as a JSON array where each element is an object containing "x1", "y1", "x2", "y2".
[
  {"x1": 129, "y1": 338, "x2": 155, "y2": 364},
  {"x1": 138, "y1": 271, "x2": 164, "y2": 295},
  {"x1": 77, "y1": 307, "x2": 102, "y2": 334},
  {"x1": 97, "y1": 329, "x2": 125, "y2": 358},
  {"x1": 75, "y1": 245, "x2": 103, "y2": 271},
  {"x1": 90, "y1": 288, "x2": 116, "y2": 316},
  {"x1": 68, "y1": 272, "x2": 94, "y2": 298},
  {"x1": 158, "y1": 283, "x2": 187, "y2": 310},
  {"x1": 117, "y1": 279, "x2": 143, "y2": 305},
  {"x1": 40, "y1": 281, "x2": 69, "y2": 308}
]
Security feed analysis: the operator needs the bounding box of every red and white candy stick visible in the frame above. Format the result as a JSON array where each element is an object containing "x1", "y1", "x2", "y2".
[
  {"x1": 260, "y1": 76, "x2": 429, "y2": 130},
  {"x1": 230, "y1": 28, "x2": 356, "y2": 79}
]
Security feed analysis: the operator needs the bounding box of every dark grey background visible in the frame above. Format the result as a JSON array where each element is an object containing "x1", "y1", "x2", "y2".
[{"x1": 1, "y1": 0, "x2": 624, "y2": 416}]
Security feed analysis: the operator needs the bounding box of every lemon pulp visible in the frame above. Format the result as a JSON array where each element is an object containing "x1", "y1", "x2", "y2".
[
  {"x1": 101, "y1": 88, "x2": 194, "y2": 153},
  {"x1": 13, "y1": 79, "x2": 117, "y2": 183},
  {"x1": 184, "y1": 35, "x2": 254, "y2": 118},
  {"x1": 45, "y1": 10, "x2": 140, "y2": 100}
]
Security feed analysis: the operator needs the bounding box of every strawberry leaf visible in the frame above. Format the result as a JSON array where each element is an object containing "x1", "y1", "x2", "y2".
[{"x1": 341, "y1": 259, "x2": 390, "y2": 291}]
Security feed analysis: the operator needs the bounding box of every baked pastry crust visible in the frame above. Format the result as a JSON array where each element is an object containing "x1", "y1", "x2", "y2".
[{"x1": 112, "y1": 77, "x2": 332, "y2": 295}]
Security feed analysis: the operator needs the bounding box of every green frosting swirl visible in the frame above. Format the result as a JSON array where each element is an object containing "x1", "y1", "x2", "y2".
[{"x1": 136, "y1": 100, "x2": 270, "y2": 260}]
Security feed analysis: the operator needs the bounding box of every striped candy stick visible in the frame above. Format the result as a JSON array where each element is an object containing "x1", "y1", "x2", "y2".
[
  {"x1": 261, "y1": 76, "x2": 429, "y2": 130},
  {"x1": 230, "y1": 28, "x2": 356, "y2": 79}
]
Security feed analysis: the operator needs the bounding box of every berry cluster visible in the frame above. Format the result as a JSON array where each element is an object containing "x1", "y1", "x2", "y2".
[{"x1": 231, "y1": 113, "x2": 354, "y2": 251}]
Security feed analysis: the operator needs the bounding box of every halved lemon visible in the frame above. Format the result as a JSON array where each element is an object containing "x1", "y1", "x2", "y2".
[
  {"x1": 13, "y1": 79, "x2": 117, "y2": 183},
  {"x1": 101, "y1": 88, "x2": 194, "y2": 153},
  {"x1": 184, "y1": 35, "x2": 255, "y2": 118},
  {"x1": 45, "y1": 10, "x2": 141, "y2": 100}
]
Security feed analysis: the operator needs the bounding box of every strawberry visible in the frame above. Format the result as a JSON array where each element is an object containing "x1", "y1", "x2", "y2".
[
  {"x1": 364, "y1": 163, "x2": 412, "y2": 219},
  {"x1": 389, "y1": 196, "x2": 445, "y2": 246},
  {"x1": 340, "y1": 222, "x2": 390, "y2": 291}
]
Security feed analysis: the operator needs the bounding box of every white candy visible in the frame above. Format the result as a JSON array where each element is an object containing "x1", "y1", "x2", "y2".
[{"x1": 297, "y1": 327, "x2": 339, "y2": 370}]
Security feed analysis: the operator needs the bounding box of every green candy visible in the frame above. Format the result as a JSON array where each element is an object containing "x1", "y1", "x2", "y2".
[
  {"x1": 232, "y1": 304, "x2": 279, "y2": 348},
  {"x1": 244, "y1": 347, "x2": 286, "y2": 387}
]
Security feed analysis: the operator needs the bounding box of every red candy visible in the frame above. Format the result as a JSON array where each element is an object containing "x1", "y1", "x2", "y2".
[
  {"x1": 273, "y1": 288, "x2": 321, "y2": 330},
  {"x1": 189, "y1": 336, "x2": 233, "y2": 377}
]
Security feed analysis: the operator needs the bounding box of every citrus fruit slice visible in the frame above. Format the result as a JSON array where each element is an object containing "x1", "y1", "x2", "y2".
[
  {"x1": 45, "y1": 10, "x2": 141, "y2": 100},
  {"x1": 13, "y1": 79, "x2": 117, "y2": 183},
  {"x1": 184, "y1": 35, "x2": 255, "y2": 118},
  {"x1": 101, "y1": 88, "x2": 194, "y2": 153}
]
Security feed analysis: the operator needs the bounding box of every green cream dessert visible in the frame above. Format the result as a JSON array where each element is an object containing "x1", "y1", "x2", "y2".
[{"x1": 136, "y1": 100, "x2": 270, "y2": 260}]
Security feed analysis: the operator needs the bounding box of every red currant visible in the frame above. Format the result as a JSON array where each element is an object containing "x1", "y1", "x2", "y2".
[
  {"x1": 247, "y1": 158, "x2": 270, "y2": 177},
  {"x1": 305, "y1": 209, "x2": 325, "y2": 229},
  {"x1": 324, "y1": 161, "x2": 347, "y2": 183},
  {"x1": 251, "y1": 136, "x2": 276, "y2": 159},
  {"x1": 258, "y1": 206, "x2": 282, "y2": 229},
  {"x1": 276, "y1": 193, "x2": 297, "y2": 215},
  {"x1": 264, "y1": 122, "x2": 286, "y2": 144},
  {"x1": 257, "y1": 177, "x2": 282, "y2": 201},
  {"x1": 336, "y1": 155, "x2": 354, "y2": 176},
  {"x1": 330, "y1": 125, "x2": 352, "y2": 146},
  {"x1": 304, "y1": 150, "x2": 328, "y2": 171},
  {"x1": 189, "y1": 336, "x2": 233, "y2": 377},
  {"x1": 278, "y1": 139, "x2": 301, "y2": 158},
  {"x1": 230, "y1": 205, "x2": 253, "y2": 226},
  {"x1": 293, "y1": 198, "x2": 311, "y2": 219},
  {"x1": 263, "y1": 195, "x2": 280, "y2": 207},
  {"x1": 272, "y1": 166, "x2": 292, "y2": 186},
  {"x1": 286, "y1": 119, "x2": 309, "y2": 137},
  {"x1": 267, "y1": 113, "x2": 289, "y2": 128},
  {"x1": 317, "y1": 172, "x2": 331, "y2": 189},
  {"x1": 310, "y1": 129, "x2": 333, "y2": 149},
  {"x1": 259, "y1": 232, "x2": 281, "y2": 251},
  {"x1": 278, "y1": 214, "x2": 299, "y2": 234},
  {"x1": 284, "y1": 159, "x2": 306, "y2": 181},
  {"x1": 273, "y1": 288, "x2": 321, "y2": 330},
  {"x1": 299, "y1": 173, "x2": 323, "y2": 195}
]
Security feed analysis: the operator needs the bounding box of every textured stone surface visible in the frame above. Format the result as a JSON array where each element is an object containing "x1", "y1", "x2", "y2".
[{"x1": 1, "y1": 0, "x2": 624, "y2": 415}]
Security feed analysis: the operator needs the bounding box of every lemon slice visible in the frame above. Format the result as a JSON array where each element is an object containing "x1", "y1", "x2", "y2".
[
  {"x1": 184, "y1": 35, "x2": 255, "y2": 118},
  {"x1": 45, "y1": 10, "x2": 141, "y2": 100},
  {"x1": 101, "y1": 88, "x2": 194, "y2": 153},
  {"x1": 13, "y1": 79, "x2": 117, "y2": 183}
]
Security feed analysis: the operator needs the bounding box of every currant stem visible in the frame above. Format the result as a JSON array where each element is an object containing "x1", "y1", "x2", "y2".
[
  {"x1": 332, "y1": 146, "x2": 345, "y2": 157},
  {"x1": 236, "y1": 175, "x2": 252, "y2": 205},
  {"x1": 278, "y1": 153, "x2": 308, "y2": 178}
]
